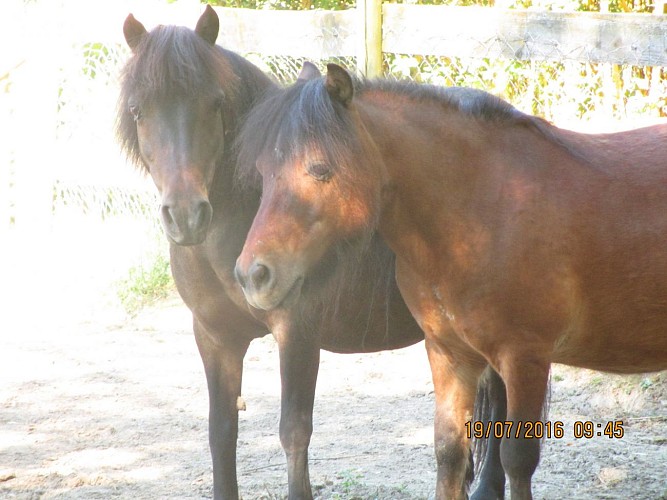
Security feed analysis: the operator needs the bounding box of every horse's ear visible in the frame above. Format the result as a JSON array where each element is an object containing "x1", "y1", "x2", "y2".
[
  {"x1": 195, "y1": 4, "x2": 220, "y2": 45},
  {"x1": 123, "y1": 14, "x2": 148, "y2": 51},
  {"x1": 325, "y1": 63, "x2": 353, "y2": 107},
  {"x1": 297, "y1": 62, "x2": 321, "y2": 82}
]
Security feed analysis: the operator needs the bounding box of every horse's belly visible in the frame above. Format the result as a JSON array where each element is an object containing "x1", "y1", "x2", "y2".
[{"x1": 552, "y1": 327, "x2": 667, "y2": 374}]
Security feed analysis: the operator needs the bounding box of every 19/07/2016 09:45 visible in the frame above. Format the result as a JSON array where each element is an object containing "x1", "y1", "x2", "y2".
[{"x1": 465, "y1": 420, "x2": 625, "y2": 439}]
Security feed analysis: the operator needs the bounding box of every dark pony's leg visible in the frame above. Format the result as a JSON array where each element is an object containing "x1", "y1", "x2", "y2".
[
  {"x1": 426, "y1": 337, "x2": 485, "y2": 500},
  {"x1": 497, "y1": 352, "x2": 550, "y2": 500},
  {"x1": 471, "y1": 367, "x2": 507, "y2": 500},
  {"x1": 194, "y1": 319, "x2": 251, "y2": 500},
  {"x1": 274, "y1": 325, "x2": 321, "y2": 500}
]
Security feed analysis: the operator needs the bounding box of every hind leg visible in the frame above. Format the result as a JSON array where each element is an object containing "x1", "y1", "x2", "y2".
[
  {"x1": 470, "y1": 368, "x2": 507, "y2": 500},
  {"x1": 497, "y1": 353, "x2": 550, "y2": 500},
  {"x1": 426, "y1": 337, "x2": 485, "y2": 500}
]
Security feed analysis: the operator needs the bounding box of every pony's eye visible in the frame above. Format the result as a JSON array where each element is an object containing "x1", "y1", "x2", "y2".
[
  {"x1": 129, "y1": 104, "x2": 141, "y2": 122},
  {"x1": 307, "y1": 161, "x2": 333, "y2": 182}
]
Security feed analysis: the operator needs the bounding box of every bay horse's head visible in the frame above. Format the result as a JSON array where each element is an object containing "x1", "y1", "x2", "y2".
[
  {"x1": 117, "y1": 6, "x2": 237, "y2": 246},
  {"x1": 234, "y1": 63, "x2": 386, "y2": 310}
]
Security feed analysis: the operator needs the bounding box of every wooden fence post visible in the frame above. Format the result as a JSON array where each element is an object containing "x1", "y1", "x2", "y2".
[{"x1": 357, "y1": 0, "x2": 383, "y2": 78}]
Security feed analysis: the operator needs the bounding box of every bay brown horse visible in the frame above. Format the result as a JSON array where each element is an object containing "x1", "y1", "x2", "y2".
[
  {"x1": 116, "y1": 8, "x2": 506, "y2": 500},
  {"x1": 234, "y1": 63, "x2": 667, "y2": 499}
]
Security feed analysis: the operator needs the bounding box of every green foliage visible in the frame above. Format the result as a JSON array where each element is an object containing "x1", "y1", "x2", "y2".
[
  {"x1": 4, "y1": 0, "x2": 627, "y2": 11},
  {"x1": 202, "y1": 0, "x2": 353, "y2": 10},
  {"x1": 116, "y1": 252, "x2": 174, "y2": 315},
  {"x1": 200, "y1": 0, "x2": 657, "y2": 13},
  {"x1": 331, "y1": 469, "x2": 364, "y2": 499},
  {"x1": 324, "y1": 469, "x2": 411, "y2": 499},
  {"x1": 82, "y1": 43, "x2": 112, "y2": 80},
  {"x1": 79, "y1": 42, "x2": 126, "y2": 82},
  {"x1": 385, "y1": 54, "x2": 667, "y2": 121},
  {"x1": 639, "y1": 373, "x2": 663, "y2": 390}
]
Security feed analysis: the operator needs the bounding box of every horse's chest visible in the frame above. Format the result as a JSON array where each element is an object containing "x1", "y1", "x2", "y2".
[
  {"x1": 169, "y1": 232, "x2": 245, "y2": 308},
  {"x1": 395, "y1": 259, "x2": 454, "y2": 335}
]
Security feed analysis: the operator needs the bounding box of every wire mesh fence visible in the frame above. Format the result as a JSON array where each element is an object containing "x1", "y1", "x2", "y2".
[
  {"x1": 52, "y1": 181, "x2": 160, "y2": 223},
  {"x1": 51, "y1": 41, "x2": 157, "y2": 227},
  {"x1": 246, "y1": 54, "x2": 357, "y2": 83}
]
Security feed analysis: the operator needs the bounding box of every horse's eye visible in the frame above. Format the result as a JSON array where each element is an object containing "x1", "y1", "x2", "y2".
[
  {"x1": 129, "y1": 104, "x2": 141, "y2": 122},
  {"x1": 307, "y1": 162, "x2": 332, "y2": 182}
]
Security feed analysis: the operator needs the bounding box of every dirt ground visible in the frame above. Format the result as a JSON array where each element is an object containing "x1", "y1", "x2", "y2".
[{"x1": 1, "y1": 288, "x2": 666, "y2": 500}]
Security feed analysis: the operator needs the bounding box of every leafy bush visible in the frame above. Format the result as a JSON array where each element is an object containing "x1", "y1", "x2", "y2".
[{"x1": 116, "y1": 252, "x2": 174, "y2": 315}]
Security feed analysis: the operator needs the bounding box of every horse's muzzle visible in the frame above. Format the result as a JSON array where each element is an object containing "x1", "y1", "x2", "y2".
[
  {"x1": 160, "y1": 199, "x2": 212, "y2": 246},
  {"x1": 234, "y1": 256, "x2": 304, "y2": 311}
]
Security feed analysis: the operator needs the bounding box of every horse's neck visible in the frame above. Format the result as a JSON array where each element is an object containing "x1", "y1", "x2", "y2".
[
  {"x1": 209, "y1": 144, "x2": 261, "y2": 214},
  {"x1": 358, "y1": 97, "x2": 543, "y2": 271},
  {"x1": 206, "y1": 145, "x2": 261, "y2": 277},
  {"x1": 361, "y1": 98, "x2": 496, "y2": 207}
]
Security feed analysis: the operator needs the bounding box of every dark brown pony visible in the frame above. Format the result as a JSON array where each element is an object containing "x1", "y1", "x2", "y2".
[
  {"x1": 235, "y1": 63, "x2": 667, "y2": 499},
  {"x1": 116, "y1": 8, "x2": 506, "y2": 500}
]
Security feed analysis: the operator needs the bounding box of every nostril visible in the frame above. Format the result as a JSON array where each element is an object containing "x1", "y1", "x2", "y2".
[
  {"x1": 194, "y1": 201, "x2": 212, "y2": 231},
  {"x1": 234, "y1": 263, "x2": 247, "y2": 289},
  {"x1": 161, "y1": 205, "x2": 175, "y2": 227},
  {"x1": 250, "y1": 262, "x2": 271, "y2": 290}
]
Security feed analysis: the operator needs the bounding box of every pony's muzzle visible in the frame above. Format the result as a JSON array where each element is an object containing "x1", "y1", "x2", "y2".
[
  {"x1": 160, "y1": 199, "x2": 212, "y2": 246},
  {"x1": 235, "y1": 255, "x2": 305, "y2": 311},
  {"x1": 234, "y1": 259, "x2": 274, "y2": 304}
]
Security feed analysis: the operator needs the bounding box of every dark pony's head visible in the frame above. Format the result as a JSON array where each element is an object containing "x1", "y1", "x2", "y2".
[
  {"x1": 235, "y1": 63, "x2": 386, "y2": 311},
  {"x1": 116, "y1": 5, "x2": 270, "y2": 246}
]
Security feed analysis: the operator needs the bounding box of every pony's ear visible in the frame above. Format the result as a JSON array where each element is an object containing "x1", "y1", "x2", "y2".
[
  {"x1": 325, "y1": 63, "x2": 353, "y2": 107},
  {"x1": 123, "y1": 14, "x2": 148, "y2": 51},
  {"x1": 297, "y1": 62, "x2": 321, "y2": 82},
  {"x1": 195, "y1": 4, "x2": 219, "y2": 45}
]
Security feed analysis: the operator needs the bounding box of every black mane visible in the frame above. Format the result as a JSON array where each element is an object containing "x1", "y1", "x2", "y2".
[
  {"x1": 236, "y1": 74, "x2": 548, "y2": 186},
  {"x1": 370, "y1": 78, "x2": 526, "y2": 123},
  {"x1": 367, "y1": 79, "x2": 582, "y2": 161},
  {"x1": 237, "y1": 76, "x2": 364, "y2": 188},
  {"x1": 116, "y1": 24, "x2": 272, "y2": 172}
]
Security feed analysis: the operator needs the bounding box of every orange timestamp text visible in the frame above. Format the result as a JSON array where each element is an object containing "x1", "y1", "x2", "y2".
[{"x1": 465, "y1": 420, "x2": 624, "y2": 439}]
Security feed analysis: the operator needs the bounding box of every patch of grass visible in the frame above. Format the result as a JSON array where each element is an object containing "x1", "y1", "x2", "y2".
[
  {"x1": 331, "y1": 469, "x2": 364, "y2": 499},
  {"x1": 318, "y1": 471, "x2": 417, "y2": 500},
  {"x1": 640, "y1": 377, "x2": 654, "y2": 390},
  {"x1": 116, "y1": 252, "x2": 174, "y2": 315}
]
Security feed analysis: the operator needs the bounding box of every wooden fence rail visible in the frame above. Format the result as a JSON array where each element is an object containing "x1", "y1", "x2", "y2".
[
  {"x1": 209, "y1": 4, "x2": 667, "y2": 77},
  {"x1": 382, "y1": 5, "x2": 667, "y2": 68}
]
